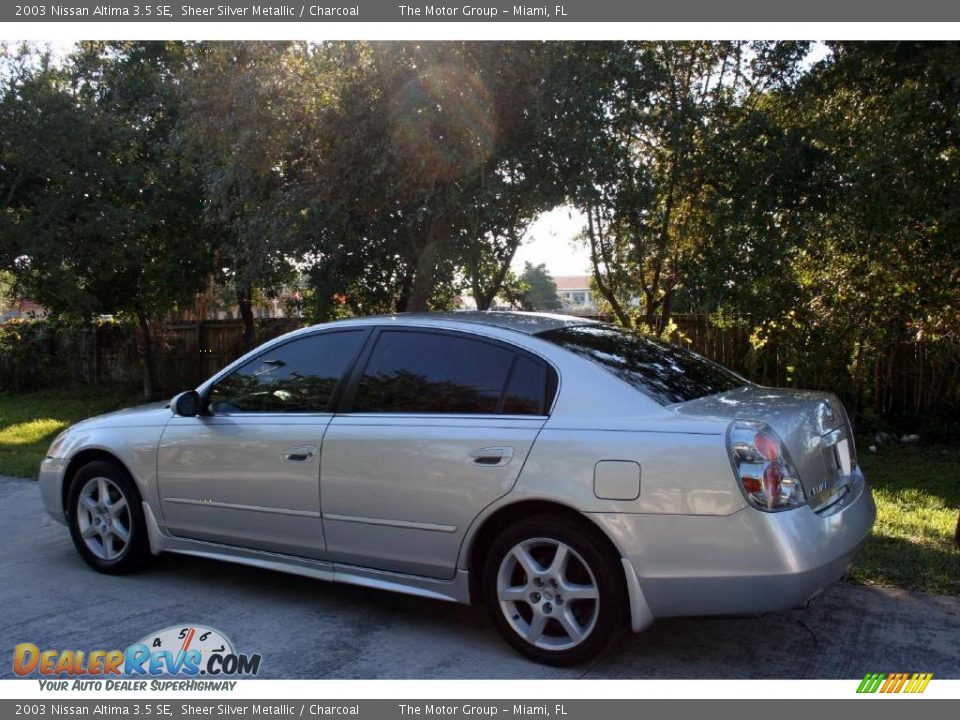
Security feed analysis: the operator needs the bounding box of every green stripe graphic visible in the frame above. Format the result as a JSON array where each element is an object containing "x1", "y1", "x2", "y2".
[{"x1": 857, "y1": 673, "x2": 886, "y2": 693}]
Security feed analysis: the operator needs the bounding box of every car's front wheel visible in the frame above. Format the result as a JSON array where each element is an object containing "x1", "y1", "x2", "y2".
[
  {"x1": 66, "y1": 460, "x2": 151, "y2": 575},
  {"x1": 483, "y1": 515, "x2": 628, "y2": 665}
]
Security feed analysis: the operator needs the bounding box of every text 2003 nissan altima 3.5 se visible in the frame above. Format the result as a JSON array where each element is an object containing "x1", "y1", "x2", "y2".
[{"x1": 39, "y1": 312, "x2": 875, "y2": 665}]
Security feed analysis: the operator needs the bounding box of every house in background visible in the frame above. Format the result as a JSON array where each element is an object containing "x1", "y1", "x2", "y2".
[
  {"x1": 553, "y1": 275, "x2": 598, "y2": 315},
  {"x1": 0, "y1": 298, "x2": 47, "y2": 322}
]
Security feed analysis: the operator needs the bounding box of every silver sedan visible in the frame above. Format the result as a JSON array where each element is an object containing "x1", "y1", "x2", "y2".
[{"x1": 39, "y1": 312, "x2": 876, "y2": 665}]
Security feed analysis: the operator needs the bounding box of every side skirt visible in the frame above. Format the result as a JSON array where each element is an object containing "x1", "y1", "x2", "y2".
[{"x1": 142, "y1": 502, "x2": 471, "y2": 605}]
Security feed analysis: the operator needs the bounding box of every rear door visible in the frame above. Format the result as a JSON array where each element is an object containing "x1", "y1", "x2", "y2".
[
  {"x1": 320, "y1": 328, "x2": 555, "y2": 579},
  {"x1": 157, "y1": 329, "x2": 368, "y2": 559}
]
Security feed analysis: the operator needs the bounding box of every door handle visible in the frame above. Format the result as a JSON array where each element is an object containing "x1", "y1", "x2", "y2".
[
  {"x1": 283, "y1": 445, "x2": 317, "y2": 463},
  {"x1": 468, "y1": 446, "x2": 514, "y2": 467}
]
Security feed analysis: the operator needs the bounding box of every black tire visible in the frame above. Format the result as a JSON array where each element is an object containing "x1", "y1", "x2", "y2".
[
  {"x1": 482, "y1": 514, "x2": 628, "y2": 666},
  {"x1": 66, "y1": 460, "x2": 152, "y2": 575}
]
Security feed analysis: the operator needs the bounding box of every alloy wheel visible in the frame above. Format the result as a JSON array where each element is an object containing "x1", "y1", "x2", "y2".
[
  {"x1": 76, "y1": 476, "x2": 131, "y2": 561},
  {"x1": 496, "y1": 537, "x2": 600, "y2": 651}
]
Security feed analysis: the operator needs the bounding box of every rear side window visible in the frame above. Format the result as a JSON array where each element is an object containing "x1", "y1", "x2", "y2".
[
  {"x1": 503, "y1": 355, "x2": 547, "y2": 415},
  {"x1": 537, "y1": 324, "x2": 747, "y2": 405},
  {"x1": 352, "y1": 331, "x2": 550, "y2": 415}
]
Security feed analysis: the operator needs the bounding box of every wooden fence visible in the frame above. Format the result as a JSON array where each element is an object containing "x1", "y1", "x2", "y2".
[
  {"x1": 665, "y1": 314, "x2": 959, "y2": 420},
  {"x1": 3, "y1": 315, "x2": 957, "y2": 423},
  {"x1": 23, "y1": 319, "x2": 302, "y2": 396},
  {"x1": 156, "y1": 319, "x2": 302, "y2": 392}
]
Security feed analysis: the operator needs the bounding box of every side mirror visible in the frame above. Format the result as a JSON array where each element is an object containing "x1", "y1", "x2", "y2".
[{"x1": 171, "y1": 390, "x2": 202, "y2": 417}]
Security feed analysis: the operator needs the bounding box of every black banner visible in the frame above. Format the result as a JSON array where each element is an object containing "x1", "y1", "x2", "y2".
[
  {"x1": 4, "y1": 0, "x2": 960, "y2": 22},
  {"x1": 1, "y1": 700, "x2": 958, "y2": 720}
]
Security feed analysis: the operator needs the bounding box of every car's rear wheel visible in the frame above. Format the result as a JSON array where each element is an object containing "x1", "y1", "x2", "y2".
[
  {"x1": 482, "y1": 515, "x2": 628, "y2": 666},
  {"x1": 66, "y1": 460, "x2": 151, "y2": 575}
]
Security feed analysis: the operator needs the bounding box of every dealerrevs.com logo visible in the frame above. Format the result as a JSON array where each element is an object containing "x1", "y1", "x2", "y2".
[{"x1": 13, "y1": 625, "x2": 261, "y2": 690}]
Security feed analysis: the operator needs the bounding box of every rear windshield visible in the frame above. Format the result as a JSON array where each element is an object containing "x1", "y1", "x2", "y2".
[{"x1": 537, "y1": 324, "x2": 748, "y2": 405}]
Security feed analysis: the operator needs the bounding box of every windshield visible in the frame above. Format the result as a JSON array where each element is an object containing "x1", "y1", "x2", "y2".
[{"x1": 537, "y1": 324, "x2": 748, "y2": 405}]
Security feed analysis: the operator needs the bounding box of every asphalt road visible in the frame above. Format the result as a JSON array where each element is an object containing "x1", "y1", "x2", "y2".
[{"x1": 2, "y1": 474, "x2": 958, "y2": 679}]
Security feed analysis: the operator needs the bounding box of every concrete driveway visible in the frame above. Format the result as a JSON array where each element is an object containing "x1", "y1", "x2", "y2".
[{"x1": 2, "y1": 475, "x2": 957, "y2": 679}]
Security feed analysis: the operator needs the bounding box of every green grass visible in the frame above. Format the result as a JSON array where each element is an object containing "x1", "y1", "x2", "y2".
[
  {"x1": 0, "y1": 388, "x2": 957, "y2": 594},
  {"x1": 0, "y1": 388, "x2": 141, "y2": 479},
  {"x1": 849, "y1": 445, "x2": 960, "y2": 595}
]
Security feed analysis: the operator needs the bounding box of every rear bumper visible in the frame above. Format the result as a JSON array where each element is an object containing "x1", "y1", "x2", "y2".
[{"x1": 590, "y1": 467, "x2": 875, "y2": 620}]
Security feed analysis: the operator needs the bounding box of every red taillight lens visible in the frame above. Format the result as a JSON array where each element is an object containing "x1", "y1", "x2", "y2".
[
  {"x1": 754, "y1": 432, "x2": 780, "y2": 461},
  {"x1": 762, "y1": 463, "x2": 783, "y2": 508},
  {"x1": 742, "y1": 477, "x2": 762, "y2": 494},
  {"x1": 728, "y1": 421, "x2": 806, "y2": 511}
]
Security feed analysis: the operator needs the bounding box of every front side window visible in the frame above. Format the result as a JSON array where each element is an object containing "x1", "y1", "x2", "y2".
[
  {"x1": 353, "y1": 331, "x2": 548, "y2": 415},
  {"x1": 537, "y1": 324, "x2": 747, "y2": 405},
  {"x1": 208, "y1": 330, "x2": 365, "y2": 413}
]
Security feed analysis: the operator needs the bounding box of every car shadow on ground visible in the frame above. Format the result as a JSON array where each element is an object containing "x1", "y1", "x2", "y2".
[
  {"x1": 139, "y1": 550, "x2": 959, "y2": 680},
  {"x1": 4, "y1": 474, "x2": 958, "y2": 680}
]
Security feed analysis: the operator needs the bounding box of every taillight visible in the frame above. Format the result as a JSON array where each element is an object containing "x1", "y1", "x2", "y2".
[{"x1": 727, "y1": 421, "x2": 806, "y2": 511}]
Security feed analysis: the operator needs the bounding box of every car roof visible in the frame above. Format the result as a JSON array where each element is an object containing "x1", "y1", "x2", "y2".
[{"x1": 339, "y1": 311, "x2": 600, "y2": 336}]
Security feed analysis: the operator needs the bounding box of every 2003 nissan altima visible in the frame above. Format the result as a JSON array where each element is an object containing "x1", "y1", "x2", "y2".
[{"x1": 39, "y1": 312, "x2": 875, "y2": 665}]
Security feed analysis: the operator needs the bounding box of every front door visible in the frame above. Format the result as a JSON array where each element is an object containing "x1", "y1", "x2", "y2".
[
  {"x1": 157, "y1": 329, "x2": 368, "y2": 559},
  {"x1": 320, "y1": 328, "x2": 554, "y2": 579}
]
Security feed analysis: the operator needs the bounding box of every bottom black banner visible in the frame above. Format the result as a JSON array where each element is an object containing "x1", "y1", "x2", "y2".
[{"x1": 1, "y1": 700, "x2": 957, "y2": 720}]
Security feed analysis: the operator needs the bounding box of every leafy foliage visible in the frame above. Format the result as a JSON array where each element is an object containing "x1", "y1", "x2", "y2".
[
  {"x1": 0, "y1": 41, "x2": 957, "y2": 422},
  {"x1": 0, "y1": 42, "x2": 215, "y2": 396},
  {"x1": 519, "y1": 262, "x2": 562, "y2": 311}
]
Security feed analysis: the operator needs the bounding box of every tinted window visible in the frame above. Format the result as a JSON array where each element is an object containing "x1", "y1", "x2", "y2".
[
  {"x1": 354, "y1": 331, "x2": 517, "y2": 414},
  {"x1": 209, "y1": 331, "x2": 365, "y2": 413},
  {"x1": 537, "y1": 324, "x2": 747, "y2": 405},
  {"x1": 503, "y1": 355, "x2": 547, "y2": 415}
]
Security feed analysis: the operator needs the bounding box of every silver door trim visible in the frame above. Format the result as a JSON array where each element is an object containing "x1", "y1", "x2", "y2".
[
  {"x1": 323, "y1": 513, "x2": 457, "y2": 534},
  {"x1": 164, "y1": 497, "x2": 322, "y2": 519}
]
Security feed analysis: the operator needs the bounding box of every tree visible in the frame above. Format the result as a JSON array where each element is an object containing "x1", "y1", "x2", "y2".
[
  {"x1": 293, "y1": 42, "x2": 565, "y2": 318},
  {"x1": 773, "y1": 42, "x2": 960, "y2": 412},
  {"x1": 656, "y1": 41, "x2": 960, "y2": 419},
  {"x1": 564, "y1": 42, "x2": 809, "y2": 333},
  {"x1": 520, "y1": 262, "x2": 562, "y2": 311},
  {"x1": 0, "y1": 42, "x2": 213, "y2": 398},
  {"x1": 177, "y1": 41, "x2": 311, "y2": 348},
  {"x1": 0, "y1": 270, "x2": 13, "y2": 316}
]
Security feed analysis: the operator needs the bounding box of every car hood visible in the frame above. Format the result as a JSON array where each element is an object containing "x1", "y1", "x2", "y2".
[{"x1": 70, "y1": 401, "x2": 173, "y2": 430}]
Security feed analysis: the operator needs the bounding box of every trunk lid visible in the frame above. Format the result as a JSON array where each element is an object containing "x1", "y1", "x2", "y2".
[{"x1": 673, "y1": 385, "x2": 857, "y2": 511}]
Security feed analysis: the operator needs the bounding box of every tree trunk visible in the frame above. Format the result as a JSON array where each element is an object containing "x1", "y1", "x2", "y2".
[
  {"x1": 136, "y1": 310, "x2": 160, "y2": 401},
  {"x1": 406, "y1": 222, "x2": 446, "y2": 312},
  {"x1": 237, "y1": 286, "x2": 256, "y2": 351},
  {"x1": 394, "y1": 267, "x2": 415, "y2": 313},
  {"x1": 656, "y1": 287, "x2": 675, "y2": 336},
  {"x1": 586, "y1": 205, "x2": 632, "y2": 328},
  {"x1": 643, "y1": 288, "x2": 658, "y2": 331},
  {"x1": 955, "y1": 509, "x2": 959, "y2": 548},
  {"x1": 470, "y1": 229, "x2": 522, "y2": 311},
  {"x1": 473, "y1": 255, "x2": 516, "y2": 311}
]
